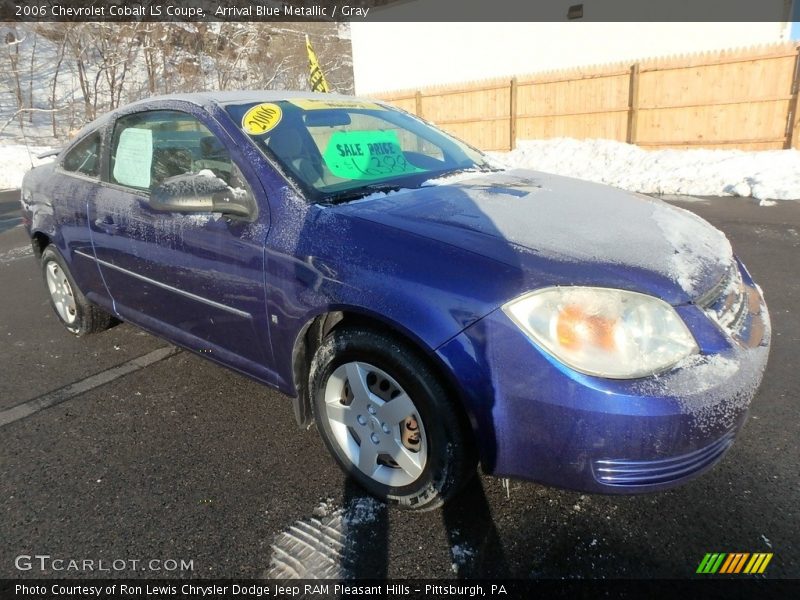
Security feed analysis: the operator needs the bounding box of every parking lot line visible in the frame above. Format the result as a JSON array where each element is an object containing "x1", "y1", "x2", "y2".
[{"x1": 0, "y1": 346, "x2": 179, "y2": 427}]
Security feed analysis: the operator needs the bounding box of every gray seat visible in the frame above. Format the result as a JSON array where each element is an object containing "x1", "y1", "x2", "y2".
[
  {"x1": 151, "y1": 147, "x2": 193, "y2": 188},
  {"x1": 267, "y1": 128, "x2": 326, "y2": 187},
  {"x1": 196, "y1": 135, "x2": 232, "y2": 184},
  {"x1": 200, "y1": 136, "x2": 228, "y2": 161}
]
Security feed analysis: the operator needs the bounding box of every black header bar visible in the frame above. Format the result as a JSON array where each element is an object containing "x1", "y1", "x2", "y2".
[{"x1": 0, "y1": 0, "x2": 795, "y2": 23}]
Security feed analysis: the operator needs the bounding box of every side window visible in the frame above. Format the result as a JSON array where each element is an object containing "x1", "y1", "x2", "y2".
[
  {"x1": 109, "y1": 110, "x2": 250, "y2": 194},
  {"x1": 62, "y1": 132, "x2": 101, "y2": 177},
  {"x1": 111, "y1": 110, "x2": 245, "y2": 190}
]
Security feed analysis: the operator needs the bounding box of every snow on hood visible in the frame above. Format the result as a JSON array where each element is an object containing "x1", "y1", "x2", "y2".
[{"x1": 340, "y1": 169, "x2": 733, "y2": 302}]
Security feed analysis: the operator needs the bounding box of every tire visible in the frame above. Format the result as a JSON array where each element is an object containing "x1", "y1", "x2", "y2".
[
  {"x1": 41, "y1": 245, "x2": 113, "y2": 336},
  {"x1": 309, "y1": 327, "x2": 476, "y2": 510}
]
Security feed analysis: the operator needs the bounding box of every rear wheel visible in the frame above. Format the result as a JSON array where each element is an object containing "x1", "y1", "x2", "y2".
[
  {"x1": 41, "y1": 246, "x2": 113, "y2": 336},
  {"x1": 309, "y1": 327, "x2": 476, "y2": 510}
]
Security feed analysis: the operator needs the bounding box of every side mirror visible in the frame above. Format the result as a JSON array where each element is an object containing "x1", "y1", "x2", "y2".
[{"x1": 150, "y1": 171, "x2": 252, "y2": 218}]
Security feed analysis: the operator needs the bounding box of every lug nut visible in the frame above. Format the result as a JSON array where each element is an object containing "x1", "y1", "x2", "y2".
[{"x1": 370, "y1": 433, "x2": 380, "y2": 444}]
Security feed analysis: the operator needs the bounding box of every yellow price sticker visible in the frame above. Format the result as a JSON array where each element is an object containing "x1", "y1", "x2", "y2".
[
  {"x1": 242, "y1": 103, "x2": 283, "y2": 135},
  {"x1": 288, "y1": 98, "x2": 384, "y2": 111}
]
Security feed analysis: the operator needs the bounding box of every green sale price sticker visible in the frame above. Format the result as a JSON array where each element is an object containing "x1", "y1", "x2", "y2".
[{"x1": 323, "y1": 130, "x2": 424, "y2": 180}]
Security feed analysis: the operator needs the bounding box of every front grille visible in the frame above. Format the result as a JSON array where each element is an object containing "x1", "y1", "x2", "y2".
[
  {"x1": 697, "y1": 264, "x2": 748, "y2": 338},
  {"x1": 593, "y1": 430, "x2": 735, "y2": 486}
]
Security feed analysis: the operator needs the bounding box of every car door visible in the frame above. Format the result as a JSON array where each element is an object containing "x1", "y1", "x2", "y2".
[
  {"x1": 88, "y1": 106, "x2": 276, "y2": 382},
  {"x1": 49, "y1": 129, "x2": 112, "y2": 307}
]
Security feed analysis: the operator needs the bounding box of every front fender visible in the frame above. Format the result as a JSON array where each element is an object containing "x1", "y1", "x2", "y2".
[{"x1": 263, "y1": 201, "x2": 523, "y2": 396}]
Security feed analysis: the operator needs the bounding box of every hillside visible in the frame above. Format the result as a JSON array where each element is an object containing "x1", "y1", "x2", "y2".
[{"x1": 1, "y1": 22, "x2": 354, "y2": 145}]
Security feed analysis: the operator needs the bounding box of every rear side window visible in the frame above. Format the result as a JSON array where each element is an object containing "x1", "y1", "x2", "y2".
[{"x1": 62, "y1": 132, "x2": 101, "y2": 177}]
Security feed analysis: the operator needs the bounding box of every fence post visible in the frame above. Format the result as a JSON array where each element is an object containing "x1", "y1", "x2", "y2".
[
  {"x1": 509, "y1": 77, "x2": 518, "y2": 151},
  {"x1": 786, "y1": 46, "x2": 800, "y2": 149},
  {"x1": 415, "y1": 91, "x2": 423, "y2": 118},
  {"x1": 626, "y1": 63, "x2": 640, "y2": 145}
]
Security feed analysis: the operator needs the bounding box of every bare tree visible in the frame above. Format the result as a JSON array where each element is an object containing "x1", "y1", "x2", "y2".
[
  {"x1": 65, "y1": 24, "x2": 96, "y2": 121},
  {"x1": 1, "y1": 22, "x2": 354, "y2": 143},
  {"x1": 141, "y1": 24, "x2": 159, "y2": 95},
  {"x1": 27, "y1": 31, "x2": 37, "y2": 122},
  {"x1": 47, "y1": 24, "x2": 71, "y2": 138},
  {"x1": 4, "y1": 28, "x2": 25, "y2": 129}
]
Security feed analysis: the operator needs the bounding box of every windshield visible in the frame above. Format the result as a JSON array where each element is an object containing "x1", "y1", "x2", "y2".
[{"x1": 225, "y1": 98, "x2": 494, "y2": 202}]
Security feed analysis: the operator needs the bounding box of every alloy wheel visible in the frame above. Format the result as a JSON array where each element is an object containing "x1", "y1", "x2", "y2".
[
  {"x1": 46, "y1": 261, "x2": 77, "y2": 324},
  {"x1": 323, "y1": 361, "x2": 427, "y2": 487}
]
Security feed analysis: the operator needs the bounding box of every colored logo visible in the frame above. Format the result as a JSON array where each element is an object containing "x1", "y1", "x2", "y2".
[{"x1": 696, "y1": 552, "x2": 773, "y2": 574}]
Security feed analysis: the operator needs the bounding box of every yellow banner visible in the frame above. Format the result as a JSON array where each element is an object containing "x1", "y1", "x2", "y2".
[{"x1": 306, "y1": 35, "x2": 330, "y2": 93}]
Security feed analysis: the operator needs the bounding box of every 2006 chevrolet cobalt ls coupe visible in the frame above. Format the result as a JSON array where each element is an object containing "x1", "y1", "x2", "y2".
[{"x1": 21, "y1": 91, "x2": 770, "y2": 509}]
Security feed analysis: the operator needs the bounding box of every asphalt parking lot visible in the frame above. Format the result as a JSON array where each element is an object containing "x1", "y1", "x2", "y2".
[{"x1": 0, "y1": 191, "x2": 798, "y2": 579}]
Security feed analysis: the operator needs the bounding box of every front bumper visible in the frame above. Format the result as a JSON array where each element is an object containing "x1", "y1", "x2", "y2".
[{"x1": 437, "y1": 264, "x2": 770, "y2": 494}]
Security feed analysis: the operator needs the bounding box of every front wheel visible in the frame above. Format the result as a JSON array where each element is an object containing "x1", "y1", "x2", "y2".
[{"x1": 309, "y1": 327, "x2": 476, "y2": 510}]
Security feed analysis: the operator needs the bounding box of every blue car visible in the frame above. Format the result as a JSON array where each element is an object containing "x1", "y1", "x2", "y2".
[{"x1": 21, "y1": 92, "x2": 770, "y2": 510}]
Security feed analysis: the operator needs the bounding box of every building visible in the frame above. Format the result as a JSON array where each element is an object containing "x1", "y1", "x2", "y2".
[{"x1": 351, "y1": 1, "x2": 795, "y2": 94}]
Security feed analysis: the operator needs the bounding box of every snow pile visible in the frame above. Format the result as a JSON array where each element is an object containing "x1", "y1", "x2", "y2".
[
  {"x1": 0, "y1": 244, "x2": 33, "y2": 264},
  {"x1": 450, "y1": 542, "x2": 477, "y2": 575},
  {"x1": 267, "y1": 496, "x2": 384, "y2": 579},
  {"x1": 0, "y1": 144, "x2": 56, "y2": 190},
  {"x1": 342, "y1": 496, "x2": 382, "y2": 526},
  {"x1": 491, "y1": 138, "x2": 800, "y2": 201}
]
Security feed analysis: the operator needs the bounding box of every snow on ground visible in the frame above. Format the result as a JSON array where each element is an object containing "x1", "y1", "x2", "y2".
[
  {"x1": 491, "y1": 138, "x2": 800, "y2": 202},
  {"x1": 0, "y1": 144, "x2": 56, "y2": 190},
  {"x1": 3, "y1": 137, "x2": 800, "y2": 203},
  {"x1": 266, "y1": 496, "x2": 384, "y2": 579}
]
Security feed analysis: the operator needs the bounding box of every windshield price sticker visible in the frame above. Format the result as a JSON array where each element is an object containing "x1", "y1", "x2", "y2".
[
  {"x1": 242, "y1": 103, "x2": 282, "y2": 135},
  {"x1": 323, "y1": 130, "x2": 423, "y2": 180}
]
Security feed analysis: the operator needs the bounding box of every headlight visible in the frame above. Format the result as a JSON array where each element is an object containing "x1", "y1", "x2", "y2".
[{"x1": 502, "y1": 287, "x2": 698, "y2": 379}]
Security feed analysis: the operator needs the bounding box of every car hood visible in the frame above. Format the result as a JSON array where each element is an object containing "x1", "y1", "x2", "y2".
[{"x1": 338, "y1": 169, "x2": 733, "y2": 305}]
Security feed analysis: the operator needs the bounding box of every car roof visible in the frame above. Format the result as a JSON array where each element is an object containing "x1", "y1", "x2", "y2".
[
  {"x1": 65, "y1": 90, "x2": 389, "y2": 153},
  {"x1": 125, "y1": 90, "x2": 382, "y2": 108}
]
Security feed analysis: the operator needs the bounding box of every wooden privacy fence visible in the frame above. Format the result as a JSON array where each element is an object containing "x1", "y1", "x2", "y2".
[{"x1": 374, "y1": 43, "x2": 800, "y2": 152}]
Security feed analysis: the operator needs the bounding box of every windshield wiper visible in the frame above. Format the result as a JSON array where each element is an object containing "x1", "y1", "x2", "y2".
[
  {"x1": 322, "y1": 163, "x2": 500, "y2": 205},
  {"x1": 424, "y1": 164, "x2": 502, "y2": 183},
  {"x1": 323, "y1": 183, "x2": 406, "y2": 205}
]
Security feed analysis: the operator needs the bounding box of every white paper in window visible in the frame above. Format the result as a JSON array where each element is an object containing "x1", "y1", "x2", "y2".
[{"x1": 113, "y1": 128, "x2": 153, "y2": 188}]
